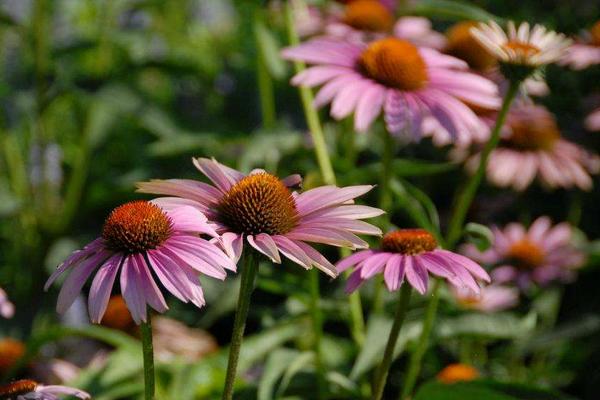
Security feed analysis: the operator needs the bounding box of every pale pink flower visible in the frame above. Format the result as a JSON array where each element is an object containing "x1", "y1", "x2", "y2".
[
  {"x1": 462, "y1": 217, "x2": 586, "y2": 289},
  {"x1": 561, "y1": 21, "x2": 600, "y2": 70},
  {"x1": 464, "y1": 103, "x2": 600, "y2": 191},
  {"x1": 137, "y1": 158, "x2": 383, "y2": 278},
  {"x1": 0, "y1": 379, "x2": 89, "y2": 400},
  {"x1": 282, "y1": 36, "x2": 499, "y2": 140},
  {"x1": 451, "y1": 285, "x2": 519, "y2": 313},
  {"x1": 393, "y1": 17, "x2": 446, "y2": 50},
  {"x1": 336, "y1": 229, "x2": 490, "y2": 295},
  {"x1": 45, "y1": 201, "x2": 235, "y2": 324},
  {"x1": 585, "y1": 107, "x2": 600, "y2": 131},
  {"x1": 0, "y1": 286, "x2": 14, "y2": 318}
]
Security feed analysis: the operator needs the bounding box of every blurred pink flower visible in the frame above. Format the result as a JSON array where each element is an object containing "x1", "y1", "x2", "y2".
[
  {"x1": 393, "y1": 17, "x2": 446, "y2": 50},
  {"x1": 0, "y1": 286, "x2": 14, "y2": 318},
  {"x1": 336, "y1": 229, "x2": 490, "y2": 295},
  {"x1": 45, "y1": 201, "x2": 234, "y2": 324},
  {"x1": 462, "y1": 217, "x2": 586, "y2": 289},
  {"x1": 585, "y1": 107, "x2": 600, "y2": 131},
  {"x1": 282, "y1": 36, "x2": 499, "y2": 140},
  {"x1": 0, "y1": 379, "x2": 89, "y2": 400},
  {"x1": 137, "y1": 158, "x2": 383, "y2": 278},
  {"x1": 451, "y1": 284, "x2": 519, "y2": 312},
  {"x1": 464, "y1": 103, "x2": 600, "y2": 191},
  {"x1": 561, "y1": 21, "x2": 600, "y2": 70}
]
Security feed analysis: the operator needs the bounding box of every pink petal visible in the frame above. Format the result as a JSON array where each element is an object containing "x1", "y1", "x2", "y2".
[{"x1": 88, "y1": 255, "x2": 123, "y2": 323}]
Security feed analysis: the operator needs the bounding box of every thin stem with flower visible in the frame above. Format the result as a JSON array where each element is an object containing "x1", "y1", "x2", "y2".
[{"x1": 140, "y1": 315, "x2": 155, "y2": 400}]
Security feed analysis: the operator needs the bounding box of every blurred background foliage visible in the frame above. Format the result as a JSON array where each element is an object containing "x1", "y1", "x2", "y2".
[{"x1": 0, "y1": 0, "x2": 599, "y2": 399}]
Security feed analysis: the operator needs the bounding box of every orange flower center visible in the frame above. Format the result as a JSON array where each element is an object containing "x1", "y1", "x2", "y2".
[
  {"x1": 381, "y1": 229, "x2": 437, "y2": 255},
  {"x1": 218, "y1": 173, "x2": 298, "y2": 236},
  {"x1": 359, "y1": 38, "x2": 428, "y2": 91},
  {"x1": 503, "y1": 111, "x2": 560, "y2": 151},
  {"x1": 343, "y1": 0, "x2": 394, "y2": 33},
  {"x1": 0, "y1": 339, "x2": 25, "y2": 375},
  {"x1": 590, "y1": 21, "x2": 600, "y2": 46},
  {"x1": 445, "y1": 21, "x2": 497, "y2": 71},
  {"x1": 502, "y1": 41, "x2": 541, "y2": 58},
  {"x1": 0, "y1": 380, "x2": 38, "y2": 398},
  {"x1": 507, "y1": 239, "x2": 545, "y2": 269},
  {"x1": 437, "y1": 364, "x2": 479, "y2": 384},
  {"x1": 101, "y1": 295, "x2": 136, "y2": 332},
  {"x1": 102, "y1": 201, "x2": 173, "y2": 253}
]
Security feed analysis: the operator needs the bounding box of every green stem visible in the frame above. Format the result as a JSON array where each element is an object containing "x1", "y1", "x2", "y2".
[
  {"x1": 140, "y1": 315, "x2": 155, "y2": 400},
  {"x1": 222, "y1": 251, "x2": 259, "y2": 400},
  {"x1": 372, "y1": 285, "x2": 412, "y2": 400},
  {"x1": 379, "y1": 130, "x2": 395, "y2": 220},
  {"x1": 285, "y1": 0, "x2": 336, "y2": 186},
  {"x1": 309, "y1": 269, "x2": 326, "y2": 399},
  {"x1": 445, "y1": 80, "x2": 520, "y2": 248},
  {"x1": 254, "y1": 17, "x2": 277, "y2": 130}
]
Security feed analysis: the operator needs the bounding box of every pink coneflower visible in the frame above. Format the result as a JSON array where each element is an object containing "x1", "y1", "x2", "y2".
[
  {"x1": 451, "y1": 284, "x2": 519, "y2": 313},
  {"x1": 561, "y1": 21, "x2": 600, "y2": 70},
  {"x1": 282, "y1": 36, "x2": 499, "y2": 140},
  {"x1": 336, "y1": 229, "x2": 490, "y2": 295},
  {"x1": 464, "y1": 103, "x2": 600, "y2": 191},
  {"x1": 585, "y1": 107, "x2": 600, "y2": 132},
  {"x1": 45, "y1": 201, "x2": 235, "y2": 324},
  {"x1": 0, "y1": 286, "x2": 14, "y2": 318},
  {"x1": 437, "y1": 364, "x2": 480, "y2": 384},
  {"x1": 462, "y1": 217, "x2": 585, "y2": 289},
  {"x1": 137, "y1": 158, "x2": 383, "y2": 277},
  {"x1": 393, "y1": 17, "x2": 446, "y2": 50},
  {"x1": 0, "y1": 338, "x2": 25, "y2": 375},
  {"x1": 0, "y1": 379, "x2": 89, "y2": 400}
]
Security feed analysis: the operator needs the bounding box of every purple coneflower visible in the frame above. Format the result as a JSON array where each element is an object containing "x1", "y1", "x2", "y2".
[
  {"x1": 137, "y1": 158, "x2": 383, "y2": 277},
  {"x1": 586, "y1": 107, "x2": 600, "y2": 132},
  {"x1": 281, "y1": 35, "x2": 499, "y2": 140},
  {"x1": 462, "y1": 217, "x2": 585, "y2": 289},
  {"x1": 0, "y1": 286, "x2": 14, "y2": 318},
  {"x1": 451, "y1": 284, "x2": 519, "y2": 313},
  {"x1": 45, "y1": 201, "x2": 235, "y2": 324},
  {"x1": 561, "y1": 21, "x2": 600, "y2": 70},
  {"x1": 0, "y1": 379, "x2": 89, "y2": 400},
  {"x1": 463, "y1": 103, "x2": 600, "y2": 191},
  {"x1": 337, "y1": 229, "x2": 490, "y2": 295}
]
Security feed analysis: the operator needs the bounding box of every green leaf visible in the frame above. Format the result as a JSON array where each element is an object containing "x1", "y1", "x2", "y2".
[
  {"x1": 408, "y1": 0, "x2": 502, "y2": 22},
  {"x1": 414, "y1": 380, "x2": 577, "y2": 400},
  {"x1": 390, "y1": 179, "x2": 441, "y2": 241},
  {"x1": 258, "y1": 348, "x2": 303, "y2": 400},
  {"x1": 277, "y1": 352, "x2": 315, "y2": 396},
  {"x1": 254, "y1": 19, "x2": 287, "y2": 79},
  {"x1": 464, "y1": 222, "x2": 494, "y2": 252},
  {"x1": 437, "y1": 312, "x2": 537, "y2": 340}
]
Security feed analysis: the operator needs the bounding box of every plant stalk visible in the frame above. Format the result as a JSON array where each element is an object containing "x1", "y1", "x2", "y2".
[{"x1": 140, "y1": 316, "x2": 155, "y2": 400}]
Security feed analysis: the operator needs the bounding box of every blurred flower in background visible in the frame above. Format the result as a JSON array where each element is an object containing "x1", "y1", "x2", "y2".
[
  {"x1": 0, "y1": 286, "x2": 15, "y2": 319},
  {"x1": 561, "y1": 20, "x2": 600, "y2": 70},
  {"x1": 451, "y1": 284, "x2": 519, "y2": 312},
  {"x1": 436, "y1": 363, "x2": 480, "y2": 384}
]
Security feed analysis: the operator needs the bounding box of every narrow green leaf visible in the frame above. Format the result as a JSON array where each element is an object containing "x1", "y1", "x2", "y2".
[
  {"x1": 408, "y1": 0, "x2": 502, "y2": 22},
  {"x1": 464, "y1": 222, "x2": 494, "y2": 252},
  {"x1": 254, "y1": 19, "x2": 287, "y2": 79}
]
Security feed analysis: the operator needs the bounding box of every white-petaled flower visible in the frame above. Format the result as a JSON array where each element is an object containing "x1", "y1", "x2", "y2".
[{"x1": 470, "y1": 21, "x2": 570, "y2": 71}]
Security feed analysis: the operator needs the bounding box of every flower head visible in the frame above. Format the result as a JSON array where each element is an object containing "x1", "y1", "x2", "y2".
[
  {"x1": 437, "y1": 364, "x2": 479, "y2": 384},
  {"x1": 446, "y1": 21, "x2": 497, "y2": 71},
  {"x1": 471, "y1": 21, "x2": 570, "y2": 80},
  {"x1": 451, "y1": 284, "x2": 519, "y2": 313},
  {"x1": 45, "y1": 201, "x2": 235, "y2": 324},
  {"x1": 561, "y1": 20, "x2": 600, "y2": 70},
  {"x1": 585, "y1": 107, "x2": 600, "y2": 132},
  {"x1": 0, "y1": 286, "x2": 14, "y2": 319},
  {"x1": 462, "y1": 217, "x2": 585, "y2": 289},
  {"x1": 336, "y1": 229, "x2": 490, "y2": 295},
  {"x1": 463, "y1": 103, "x2": 600, "y2": 191},
  {"x1": 282, "y1": 36, "x2": 499, "y2": 140},
  {"x1": 0, "y1": 380, "x2": 89, "y2": 400},
  {"x1": 137, "y1": 158, "x2": 383, "y2": 277},
  {"x1": 0, "y1": 338, "x2": 25, "y2": 375}
]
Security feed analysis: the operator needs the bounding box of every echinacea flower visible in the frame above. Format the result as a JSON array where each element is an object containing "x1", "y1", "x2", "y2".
[
  {"x1": 470, "y1": 21, "x2": 571, "y2": 79},
  {"x1": 436, "y1": 364, "x2": 480, "y2": 384},
  {"x1": 463, "y1": 103, "x2": 600, "y2": 191},
  {"x1": 585, "y1": 107, "x2": 600, "y2": 131},
  {"x1": 0, "y1": 379, "x2": 89, "y2": 400},
  {"x1": 462, "y1": 217, "x2": 585, "y2": 289},
  {"x1": 282, "y1": 36, "x2": 499, "y2": 140},
  {"x1": 393, "y1": 17, "x2": 446, "y2": 50},
  {"x1": 137, "y1": 158, "x2": 383, "y2": 277},
  {"x1": 0, "y1": 338, "x2": 25, "y2": 375},
  {"x1": 561, "y1": 21, "x2": 600, "y2": 69},
  {"x1": 45, "y1": 201, "x2": 235, "y2": 324},
  {"x1": 451, "y1": 284, "x2": 519, "y2": 313},
  {"x1": 0, "y1": 286, "x2": 14, "y2": 318},
  {"x1": 336, "y1": 229, "x2": 490, "y2": 295}
]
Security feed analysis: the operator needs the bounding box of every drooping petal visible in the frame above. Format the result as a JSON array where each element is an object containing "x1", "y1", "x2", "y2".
[{"x1": 88, "y1": 255, "x2": 124, "y2": 323}]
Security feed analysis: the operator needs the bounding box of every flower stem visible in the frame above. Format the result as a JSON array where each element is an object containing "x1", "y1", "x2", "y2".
[
  {"x1": 222, "y1": 251, "x2": 259, "y2": 400},
  {"x1": 309, "y1": 268, "x2": 326, "y2": 399},
  {"x1": 399, "y1": 279, "x2": 440, "y2": 400},
  {"x1": 254, "y1": 14, "x2": 277, "y2": 130},
  {"x1": 445, "y1": 80, "x2": 520, "y2": 248},
  {"x1": 372, "y1": 284, "x2": 412, "y2": 400},
  {"x1": 379, "y1": 130, "x2": 395, "y2": 223},
  {"x1": 140, "y1": 315, "x2": 155, "y2": 400}
]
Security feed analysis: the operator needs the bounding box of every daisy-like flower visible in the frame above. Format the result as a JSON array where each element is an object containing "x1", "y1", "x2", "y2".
[
  {"x1": 451, "y1": 284, "x2": 519, "y2": 313},
  {"x1": 137, "y1": 158, "x2": 383, "y2": 277},
  {"x1": 561, "y1": 21, "x2": 600, "y2": 70},
  {"x1": 336, "y1": 229, "x2": 490, "y2": 295},
  {"x1": 0, "y1": 379, "x2": 89, "y2": 400},
  {"x1": 282, "y1": 36, "x2": 499, "y2": 140},
  {"x1": 45, "y1": 201, "x2": 235, "y2": 324},
  {"x1": 436, "y1": 364, "x2": 479, "y2": 384},
  {"x1": 585, "y1": 107, "x2": 600, "y2": 131},
  {"x1": 464, "y1": 103, "x2": 600, "y2": 191},
  {"x1": 470, "y1": 21, "x2": 571, "y2": 80},
  {"x1": 462, "y1": 217, "x2": 585, "y2": 289},
  {"x1": 0, "y1": 286, "x2": 14, "y2": 318}
]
